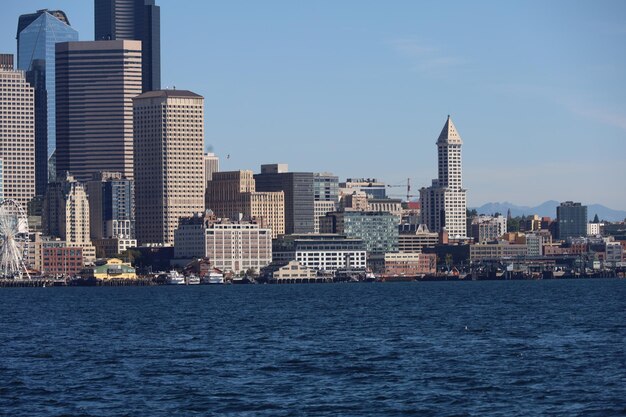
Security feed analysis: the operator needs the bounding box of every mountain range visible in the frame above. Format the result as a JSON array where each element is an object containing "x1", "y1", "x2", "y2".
[{"x1": 472, "y1": 201, "x2": 626, "y2": 222}]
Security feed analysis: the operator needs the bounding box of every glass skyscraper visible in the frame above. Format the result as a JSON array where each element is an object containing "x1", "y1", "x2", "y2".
[{"x1": 16, "y1": 10, "x2": 78, "y2": 195}]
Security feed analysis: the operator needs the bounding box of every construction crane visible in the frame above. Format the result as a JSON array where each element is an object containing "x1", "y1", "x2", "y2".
[{"x1": 387, "y1": 178, "x2": 416, "y2": 202}]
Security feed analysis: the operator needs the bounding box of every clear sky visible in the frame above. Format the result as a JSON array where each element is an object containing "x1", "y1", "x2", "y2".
[{"x1": 2, "y1": 1, "x2": 625, "y2": 208}]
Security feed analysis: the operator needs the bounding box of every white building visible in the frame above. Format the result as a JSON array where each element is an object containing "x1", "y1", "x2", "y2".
[
  {"x1": 587, "y1": 222, "x2": 604, "y2": 236},
  {"x1": 605, "y1": 242, "x2": 623, "y2": 266},
  {"x1": 203, "y1": 152, "x2": 219, "y2": 184},
  {"x1": 420, "y1": 116, "x2": 467, "y2": 238},
  {"x1": 273, "y1": 234, "x2": 367, "y2": 272},
  {"x1": 471, "y1": 215, "x2": 507, "y2": 243}
]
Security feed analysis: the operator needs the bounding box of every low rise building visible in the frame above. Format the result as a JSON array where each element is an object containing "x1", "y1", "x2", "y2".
[
  {"x1": 470, "y1": 215, "x2": 507, "y2": 243},
  {"x1": 92, "y1": 238, "x2": 137, "y2": 259},
  {"x1": 605, "y1": 241, "x2": 623, "y2": 266},
  {"x1": 273, "y1": 260, "x2": 318, "y2": 280},
  {"x1": 470, "y1": 242, "x2": 528, "y2": 262},
  {"x1": 384, "y1": 252, "x2": 437, "y2": 275},
  {"x1": 41, "y1": 246, "x2": 83, "y2": 276},
  {"x1": 587, "y1": 222, "x2": 604, "y2": 236},
  {"x1": 398, "y1": 224, "x2": 439, "y2": 253},
  {"x1": 272, "y1": 234, "x2": 367, "y2": 272}
]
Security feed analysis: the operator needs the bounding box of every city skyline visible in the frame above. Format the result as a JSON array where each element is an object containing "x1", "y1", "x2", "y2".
[{"x1": 0, "y1": 1, "x2": 624, "y2": 208}]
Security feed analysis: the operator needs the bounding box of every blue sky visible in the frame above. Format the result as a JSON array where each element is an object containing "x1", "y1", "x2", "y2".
[{"x1": 2, "y1": 1, "x2": 625, "y2": 209}]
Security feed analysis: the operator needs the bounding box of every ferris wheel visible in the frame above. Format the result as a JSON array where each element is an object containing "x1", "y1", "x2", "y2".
[{"x1": 0, "y1": 199, "x2": 30, "y2": 279}]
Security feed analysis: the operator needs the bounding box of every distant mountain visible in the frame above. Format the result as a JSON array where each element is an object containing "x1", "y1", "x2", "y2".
[{"x1": 472, "y1": 201, "x2": 626, "y2": 222}]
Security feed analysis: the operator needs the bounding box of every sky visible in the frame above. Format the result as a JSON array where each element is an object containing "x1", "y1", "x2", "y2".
[{"x1": 1, "y1": 1, "x2": 625, "y2": 209}]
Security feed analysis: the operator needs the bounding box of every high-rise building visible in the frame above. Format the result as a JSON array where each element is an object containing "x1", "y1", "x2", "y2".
[
  {"x1": 203, "y1": 152, "x2": 219, "y2": 184},
  {"x1": 205, "y1": 171, "x2": 285, "y2": 238},
  {"x1": 420, "y1": 116, "x2": 467, "y2": 238},
  {"x1": 134, "y1": 90, "x2": 205, "y2": 245},
  {"x1": 254, "y1": 164, "x2": 314, "y2": 234},
  {"x1": 55, "y1": 40, "x2": 142, "y2": 182},
  {"x1": 0, "y1": 59, "x2": 36, "y2": 209},
  {"x1": 16, "y1": 9, "x2": 78, "y2": 195},
  {"x1": 94, "y1": 0, "x2": 160, "y2": 92},
  {"x1": 556, "y1": 201, "x2": 588, "y2": 240},
  {"x1": 42, "y1": 174, "x2": 96, "y2": 262},
  {"x1": 86, "y1": 172, "x2": 135, "y2": 240},
  {"x1": 313, "y1": 172, "x2": 338, "y2": 234},
  {"x1": 321, "y1": 211, "x2": 399, "y2": 256}
]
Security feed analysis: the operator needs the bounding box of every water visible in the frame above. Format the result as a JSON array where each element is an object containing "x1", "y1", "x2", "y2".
[{"x1": 1, "y1": 280, "x2": 625, "y2": 416}]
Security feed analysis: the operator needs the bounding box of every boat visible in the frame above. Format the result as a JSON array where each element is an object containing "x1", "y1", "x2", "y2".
[
  {"x1": 167, "y1": 270, "x2": 185, "y2": 285},
  {"x1": 202, "y1": 271, "x2": 224, "y2": 285},
  {"x1": 186, "y1": 274, "x2": 200, "y2": 285}
]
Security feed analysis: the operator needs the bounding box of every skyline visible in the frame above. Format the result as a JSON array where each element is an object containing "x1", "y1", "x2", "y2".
[{"x1": 1, "y1": 1, "x2": 624, "y2": 208}]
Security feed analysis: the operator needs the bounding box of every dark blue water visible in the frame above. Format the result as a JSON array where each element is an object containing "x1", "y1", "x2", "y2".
[{"x1": 1, "y1": 280, "x2": 625, "y2": 416}]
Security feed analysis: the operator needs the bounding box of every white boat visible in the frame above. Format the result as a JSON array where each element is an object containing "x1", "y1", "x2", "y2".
[
  {"x1": 203, "y1": 271, "x2": 224, "y2": 285},
  {"x1": 186, "y1": 275, "x2": 200, "y2": 285},
  {"x1": 167, "y1": 270, "x2": 185, "y2": 285}
]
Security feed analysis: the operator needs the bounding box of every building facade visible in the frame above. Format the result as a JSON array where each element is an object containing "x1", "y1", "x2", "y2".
[
  {"x1": 420, "y1": 116, "x2": 467, "y2": 238},
  {"x1": 272, "y1": 234, "x2": 367, "y2": 272},
  {"x1": 95, "y1": 0, "x2": 160, "y2": 92},
  {"x1": 203, "y1": 152, "x2": 219, "y2": 183},
  {"x1": 87, "y1": 171, "x2": 135, "y2": 240},
  {"x1": 339, "y1": 178, "x2": 386, "y2": 199},
  {"x1": 174, "y1": 212, "x2": 272, "y2": 274},
  {"x1": 134, "y1": 90, "x2": 205, "y2": 245},
  {"x1": 254, "y1": 164, "x2": 314, "y2": 234},
  {"x1": 470, "y1": 215, "x2": 507, "y2": 243},
  {"x1": 205, "y1": 170, "x2": 285, "y2": 238},
  {"x1": 384, "y1": 252, "x2": 437, "y2": 275},
  {"x1": 398, "y1": 224, "x2": 439, "y2": 253},
  {"x1": 0, "y1": 60, "x2": 36, "y2": 209},
  {"x1": 557, "y1": 201, "x2": 588, "y2": 241},
  {"x1": 321, "y1": 211, "x2": 399, "y2": 256},
  {"x1": 16, "y1": 9, "x2": 78, "y2": 194},
  {"x1": 41, "y1": 246, "x2": 83, "y2": 276},
  {"x1": 55, "y1": 40, "x2": 142, "y2": 181}
]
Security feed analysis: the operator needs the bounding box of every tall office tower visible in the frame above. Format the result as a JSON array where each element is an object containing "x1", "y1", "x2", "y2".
[
  {"x1": 134, "y1": 90, "x2": 204, "y2": 245},
  {"x1": 87, "y1": 172, "x2": 135, "y2": 240},
  {"x1": 42, "y1": 174, "x2": 96, "y2": 262},
  {"x1": 203, "y1": 152, "x2": 220, "y2": 183},
  {"x1": 254, "y1": 164, "x2": 315, "y2": 235},
  {"x1": 556, "y1": 201, "x2": 587, "y2": 241},
  {"x1": 0, "y1": 58, "x2": 36, "y2": 209},
  {"x1": 16, "y1": 9, "x2": 78, "y2": 195},
  {"x1": 94, "y1": 0, "x2": 160, "y2": 92},
  {"x1": 419, "y1": 116, "x2": 467, "y2": 238},
  {"x1": 55, "y1": 40, "x2": 142, "y2": 182},
  {"x1": 205, "y1": 170, "x2": 285, "y2": 238},
  {"x1": 0, "y1": 159, "x2": 4, "y2": 200}
]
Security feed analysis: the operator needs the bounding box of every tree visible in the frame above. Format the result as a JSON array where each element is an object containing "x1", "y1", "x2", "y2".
[{"x1": 507, "y1": 216, "x2": 521, "y2": 232}]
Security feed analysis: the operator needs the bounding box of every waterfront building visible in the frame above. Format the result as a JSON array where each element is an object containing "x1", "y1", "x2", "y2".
[
  {"x1": 272, "y1": 261, "x2": 318, "y2": 280},
  {"x1": 254, "y1": 164, "x2": 314, "y2": 234},
  {"x1": 470, "y1": 215, "x2": 507, "y2": 243},
  {"x1": 469, "y1": 242, "x2": 528, "y2": 262},
  {"x1": 339, "y1": 178, "x2": 386, "y2": 199},
  {"x1": 41, "y1": 246, "x2": 83, "y2": 276},
  {"x1": 42, "y1": 174, "x2": 96, "y2": 263},
  {"x1": 0, "y1": 58, "x2": 36, "y2": 209},
  {"x1": 398, "y1": 224, "x2": 439, "y2": 253},
  {"x1": 95, "y1": 0, "x2": 160, "y2": 92},
  {"x1": 384, "y1": 252, "x2": 437, "y2": 276},
  {"x1": 321, "y1": 211, "x2": 399, "y2": 256},
  {"x1": 134, "y1": 90, "x2": 205, "y2": 245},
  {"x1": 203, "y1": 152, "x2": 219, "y2": 183},
  {"x1": 272, "y1": 234, "x2": 367, "y2": 272},
  {"x1": 174, "y1": 211, "x2": 272, "y2": 274},
  {"x1": 16, "y1": 9, "x2": 78, "y2": 195},
  {"x1": 55, "y1": 40, "x2": 142, "y2": 181},
  {"x1": 87, "y1": 172, "x2": 135, "y2": 240},
  {"x1": 85, "y1": 258, "x2": 136, "y2": 280},
  {"x1": 205, "y1": 170, "x2": 285, "y2": 238},
  {"x1": 526, "y1": 233, "x2": 545, "y2": 257},
  {"x1": 556, "y1": 201, "x2": 587, "y2": 241},
  {"x1": 420, "y1": 116, "x2": 467, "y2": 238}
]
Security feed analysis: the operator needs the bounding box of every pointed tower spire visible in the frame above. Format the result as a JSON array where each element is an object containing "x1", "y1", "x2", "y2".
[{"x1": 437, "y1": 115, "x2": 463, "y2": 145}]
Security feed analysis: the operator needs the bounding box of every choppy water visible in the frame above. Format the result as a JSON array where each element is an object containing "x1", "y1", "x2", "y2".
[{"x1": 1, "y1": 280, "x2": 625, "y2": 416}]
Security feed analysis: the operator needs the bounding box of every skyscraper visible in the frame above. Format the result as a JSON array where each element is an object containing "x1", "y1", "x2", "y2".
[
  {"x1": 55, "y1": 40, "x2": 142, "y2": 182},
  {"x1": 87, "y1": 172, "x2": 135, "y2": 240},
  {"x1": 419, "y1": 116, "x2": 467, "y2": 238},
  {"x1": 94, "y1": 0, "x2": 160, "y2": 92},
  {"x1": 16, "y1": 9, "x2": 78, "y2": 195},
  {"x1": 254, "y1": 164, "x2": 315, "y2": 234},
  {"x1": 133, "y1": 90, "x2": 205, "y2": 245},
  {"x1": 0, "y1": 57, "x2": 36, "y2": 209},
  {"x1": 556, "y1": 201, "x2": 587, "y2": 240},
  {"x1": 203, "y1": 152, "x2": 220, "y2": 184}
]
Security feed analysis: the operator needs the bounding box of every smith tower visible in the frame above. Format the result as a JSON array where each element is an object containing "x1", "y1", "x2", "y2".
[{"x1": 420, "y1": 116, "x2": 467, "y2": 238}]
